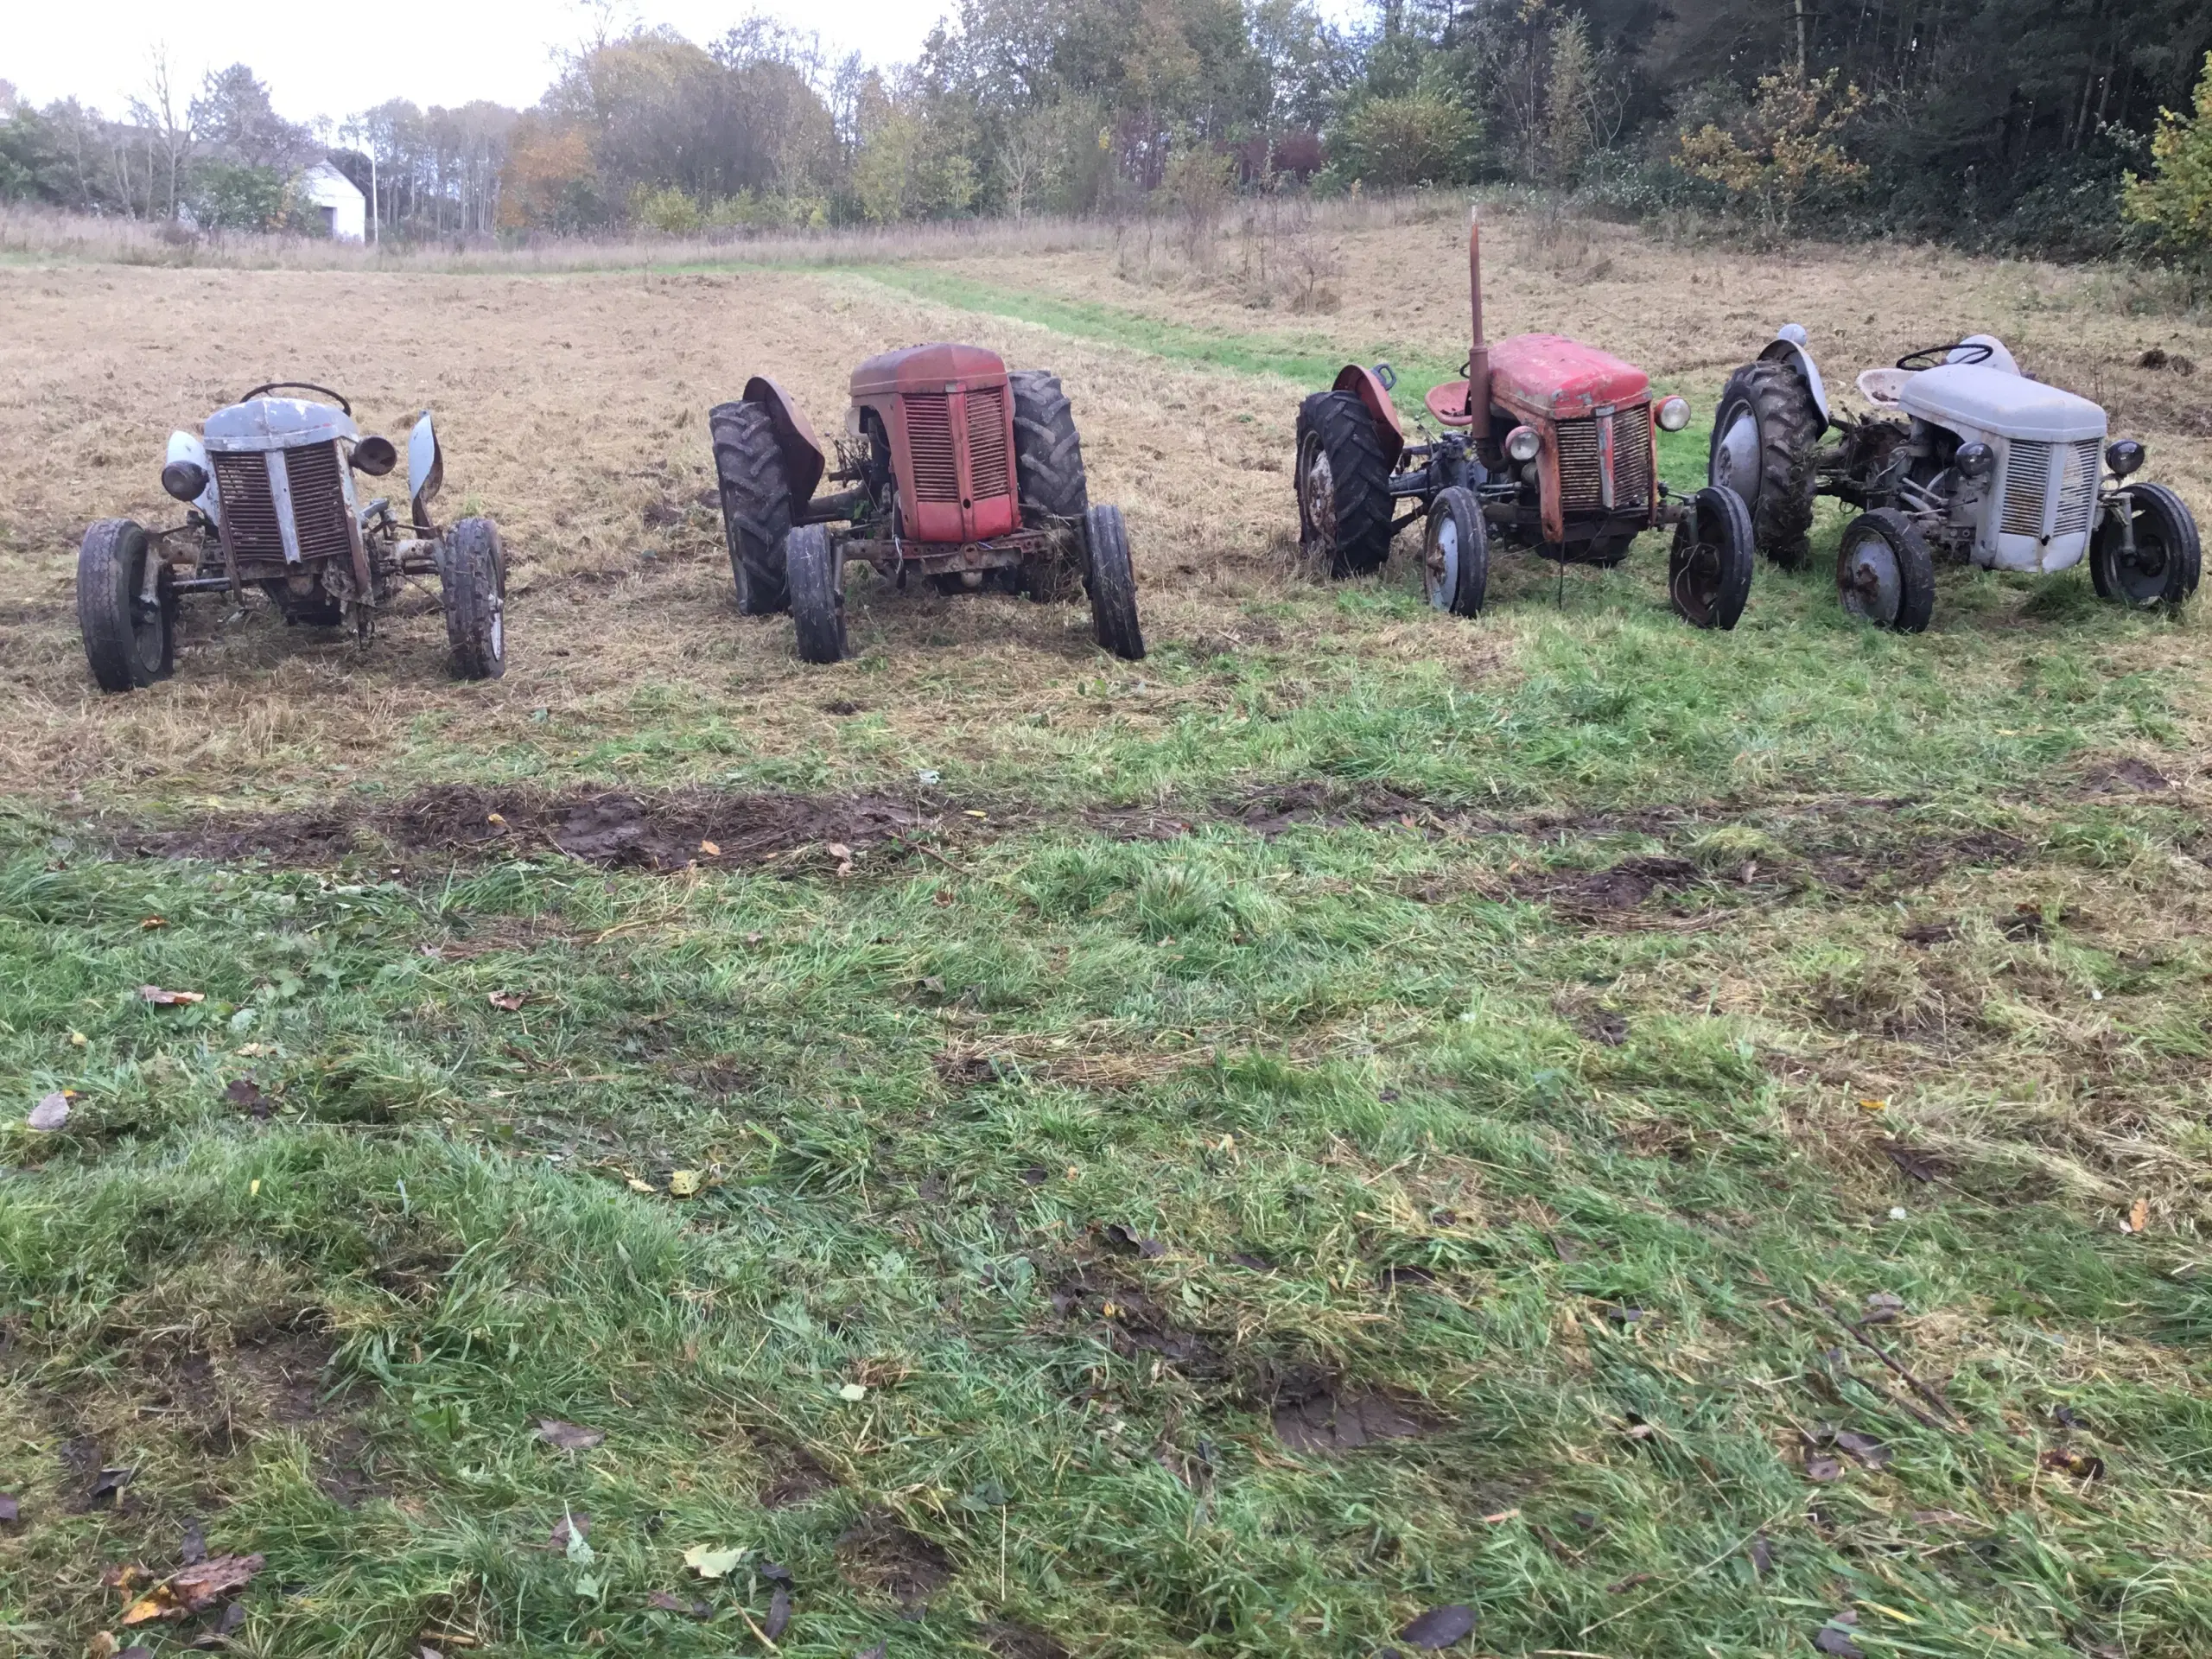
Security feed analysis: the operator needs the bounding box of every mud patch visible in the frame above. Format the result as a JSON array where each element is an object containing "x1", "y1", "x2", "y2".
[
  {"x1": 1049, "y1": 1269, "x2": 1224, "y2": 1375},
  {"x1": 983, "y1": 1622, "x2": 1072, "y2": 1659},
  {"x1": 1270, "y1": 1370, "x2": 1442, "y2": 1454},
  {"x1": 122, "y1": 785, "x2": 967, "y2": 874},
  {"x1": 1517, "y1": 855, "x2": 1701, "y2": 912},
  {"x1": 2079, "y1": 758, "x2": 2172, "y2": 795},
  {"x1": 759, "y1": 1446, "x2": 836, "y2": 1509},
  {"x1": 835, "y1": 1511, "x2": 953, "y2": 1608}
]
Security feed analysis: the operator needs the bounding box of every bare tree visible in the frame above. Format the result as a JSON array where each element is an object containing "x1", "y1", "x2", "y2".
[{"x1": 128, "y1": 46, "x2": 195, "y2": 219}]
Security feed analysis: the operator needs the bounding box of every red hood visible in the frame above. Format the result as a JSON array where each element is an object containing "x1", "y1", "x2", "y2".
[
  {"x1": 851, "y1": 342, "x2": 1008, "y2": 397},
  {"x1": 1488, "y1": 334, "x2": 1649, "y2": 418}
]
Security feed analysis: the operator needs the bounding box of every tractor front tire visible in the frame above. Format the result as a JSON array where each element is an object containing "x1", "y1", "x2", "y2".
[
  {"x1": 1083, "y1": 504, "x2": 1145, "y2": 661},
  {"x1": 1668, "y1": 486, "x2": 1756, "y2": 631},
  {"x1": 1710, "y1": 359, "x2": 1821, "y2": 567},
  {"x1": 787, "y1": 524, "x2": 847, "y2": 664},
  {"x1": 709, "y1": 399, "x2": 792, "y2": 615},
  {"x1": 2092, "y1": 483, "x2": 2200, "y2": 608},
  {"x1": 1295, "y1": 390, "x2": 1393, "y2": 577},
  {"x1": 440, "y1": 517, "x2": 507, "y2": 680},
  {"x1": 78, "y1": 518, "x2": 174, "y2": 693},
  {"x1": 1835, "y1": 508, "x2": 1936, "y2": 634},
  {"x1": 1423, "y1": 486, "x2": 1489, "y2": 618}
]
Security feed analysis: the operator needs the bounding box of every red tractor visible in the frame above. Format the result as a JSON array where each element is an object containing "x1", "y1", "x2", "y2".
[
  {"x1": 709, "y1": 346, "x2": 1143, "y2": 664},
  {"x1": 1295, "y1": 213, "x2": 1756, "y2": 629}
]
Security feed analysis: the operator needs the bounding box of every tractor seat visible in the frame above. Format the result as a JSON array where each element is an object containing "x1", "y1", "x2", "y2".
[
  {"x1": 1857, "y1": 367, "x2": 1912, "y2": 408},
  {"x1": 1425, "y1": 379, "x2": 1474, "y2": 427}
]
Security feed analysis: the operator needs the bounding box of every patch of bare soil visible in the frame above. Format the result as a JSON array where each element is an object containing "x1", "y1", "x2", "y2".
[
  {"x1": 758, "y1": 1445, "x2": 837, "y2": 1509},
  {"x1": 2078, "y1": 758, "x2": 2173, "y2": 794},
  {"x1": 1048, "y1": 1268, "x2": 1224, "y2": 1376},
  {"x1": 119, "y1": 785, "x2": 962, "y2": 874},
  {"x1": 835, "y1": 1511, "x2": 954, "y2": 1609},
  {"x1": 1268, "y1": 1368, "x2": 1444, "y2": 1455},
  {"x1": 983, "y1": 1622, "x2": 1073, "y2": 1659}
]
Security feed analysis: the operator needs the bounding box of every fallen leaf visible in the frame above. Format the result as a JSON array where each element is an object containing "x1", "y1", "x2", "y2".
[
  {"x1": 120, "y1": 1554, "x2": 264, "y2": 1623},
  {"x1": 1478, "y1": 1508, "x2": 1519, "y2": 1524},
  {"x1": 1102, "y1": 1222, "x2": 1165, "y2": 1258},
  {"x1": 1605, "y1": 1573, "x2": 1657, "y2": 1593},
  {"x1": 760, "y1": 1560, "x2": 792, "y2": 1582},
  {"x1": 838, "y1": 1382, "x2": 868, "y2": 1402},
  {"x1": 647, "y1": 1590, "x2": 711, "y2": 1618},
  {"x1": 626, "y1": 1177, "x2": 656, "y2": 1194},
  {"x1": 487, "y1": 991, "x2": 525, "y2": 1012},
  {"x1": 668, "y1": 1170, "x2": 702, "y2": 1198},
  {"x1": 1813, "y1": 1626, "x2": 1866, "y2": 1657},
  {"x1": 1397, "y1": 1605, "x2": 1476, "y2": 1649},
  {"x1": 1747, "y1": 1534, "x2": 1773, "y2": 1577},
  {"x1": 963, "y1": 810, "x2": 988, "y2": 820},
  {"x1": 1834, "y1": 1430, "x2": 1891, "y2": 1469},
  {"x1": 1858, "y1": 1096, "x2": 1888, "y2": 1113},
  {"x1": 557, "y1": 1512, "x2": 594, "y2": 1562},
  {"x1": 827, "y1": 842, "x2": 852, "y2": 860},
  {"x1": 2052, "y1": 1404, "x2": 2091, "y2": 1431},
  {"x1": 2125, "y1": 1196, "x2": 2149, "y2": 1234},
  {"x1": 534, "y1": 1418, "x2": 606, "y2": 1452},
  {"x1": 857, "y1": 1646, "x2": 888, "y2": 1659},
  {"x1": 140, "y1": 916, "x2": 168, "y2": 930},
  {"x1": 188, "y1": 1601, "x2": 247, "y2": 1649},
  {"x1": 27, "y1": 1092, "x2": 71, "y2": 1131},
  {"x1": 1804, "y1": 1455, "x2": 1845, "y2": 1483},
  {"x1": 1862, "y1": 1291, "x2": 1906, "y2": 1323},
  {"x1": 573, "y1": 1572, "x2": 602, "y2": 1599},
  {"x1": 179, "y1": 1519, "x2": 207, "y2": 1565},
  {"x1": 70, "y1": 1030, "x2": 88, "y2": 1046},
  {"x1": 486, "y1": 812, "x2": 506, "y2": 825},
  {"x1": 764, "y1": 1583, "x2": 791, "y2": 1640},
  {"x1": 89, "y1": 1466, "x2": 134, "y2": 1507},
  {"x1": 0, "y1": 1493, "x2": 18, "y2": 1523},
  {"x1": 683, "y1": 1542, "x2": 747, "y2": 1578},
  {"x1": 138, "y1": 986, "x2": 205, "y2": 1006},
  {"x1": 700, "y1": 840, "x2": 721, "y2": 856}
]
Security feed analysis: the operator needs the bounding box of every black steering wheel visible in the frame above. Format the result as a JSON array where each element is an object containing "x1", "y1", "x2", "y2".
[
  {"x1": 1895, "y1": 341, "x2": 1993, "y2": 372},
  {"x1": 238, "y1": 381, "x2": 352, "y2": 414}
]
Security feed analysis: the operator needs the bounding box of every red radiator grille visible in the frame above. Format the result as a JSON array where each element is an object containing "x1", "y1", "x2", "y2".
[
  {"x1": 904, "y1": 393, "x2": 959, "y2": 503},
  {"x1": 1555, "y1": 417, "x2": 1602, "y2": 512},
  {"x1": 1611, "y1": 405, "x2": 1651, "y2": 507},
  {"x1": 965, "y1": 385, "x2": 1010, "y2": 501},
  {"x1": 212, "y1": 451, "x2": 284, "y2": 558},
  {"x1": 283, "y1": 441, "x2": 354, "y2": 561}
]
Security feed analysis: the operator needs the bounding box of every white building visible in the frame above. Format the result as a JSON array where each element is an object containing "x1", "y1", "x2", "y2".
[{"x1": 298, "y1": 161, "x2": 366, "y2": 241}]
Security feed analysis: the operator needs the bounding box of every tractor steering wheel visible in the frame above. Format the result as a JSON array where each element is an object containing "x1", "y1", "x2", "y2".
[
  {"x1": 238, "y1": 381, "x2": 353, "y2": 414},
  {"x1": 1895, "y1": 341, "x2": 1993, "y2": 372}
]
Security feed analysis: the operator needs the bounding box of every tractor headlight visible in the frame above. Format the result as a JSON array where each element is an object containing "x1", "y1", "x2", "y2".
[
  {"x1": 162, "y1": 459, "x2": 209, "y2": 503},
  {"x1": 1505, "y1": 425, "x2": 1541, "y2": 462},
  {"x1": 1656, "y1": 396, "x2": 1691, "y2": 432},
  {"x1": 2105, "y1": 439, "x2": 2144, "y2": 478},
  {"x1": 1955, "y1": 442, "x2": 1994, "y2": 480}
]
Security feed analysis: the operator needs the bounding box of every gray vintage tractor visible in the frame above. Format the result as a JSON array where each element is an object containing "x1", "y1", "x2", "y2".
[
  {"x1": 77, "y1": 382, "x2": 507, "y2": 691},
  {"x1": 1710, "y1": 327, "x2": 2200, "y2": 632}
]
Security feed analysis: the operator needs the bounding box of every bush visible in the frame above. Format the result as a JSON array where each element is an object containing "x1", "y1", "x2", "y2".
[
  {"x1": 2125, "y1": 51, "x2": 2212, "y2": 257},
  {"x1": 188, "y1": 162, "x2": 286, "y2": 232},
  {"x1": 1334, "y1": 92, "x2": 1477, "y2": 190},
  {"x1": 631, "y1": 184, "x2": 703, "y2": 235}
]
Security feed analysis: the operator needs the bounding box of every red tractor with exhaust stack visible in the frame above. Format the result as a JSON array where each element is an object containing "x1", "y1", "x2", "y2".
[
  {"x1": 1295, "y1": 213, "x2": 1757, "y2": 629},
  {"x1": 709, "y1": 346, "x2": 1142, "y2": 664}
]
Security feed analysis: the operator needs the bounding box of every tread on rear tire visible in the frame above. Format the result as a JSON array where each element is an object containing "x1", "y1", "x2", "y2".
[
  {"x1": 1295, "y1": 390, "x2": 1393, "y2": 577},
  {"x1": 441, "y1": 517, "x2": 507, "y2": 680},
  {"x1": 78, "y1": 517, "x2": 173, "y2": 693},
  {"x1": 1084, "y1": 504, "x2": 1145, "y2": 660},
  {"x1": 787, "y1": 524, "x2": 847, "y2": 664},
  {"x1": 709, "y1": 399, "x2": 792, "y2": 615},
  {"x1": 1710, "y1": 359, "x2": 1821, "y2": 567}
]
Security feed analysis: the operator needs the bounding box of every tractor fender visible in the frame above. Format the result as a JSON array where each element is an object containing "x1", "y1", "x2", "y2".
[
  {"x1": 743, "y1": 375, "x2": 827, "y2": 507},
  {"x1": 1957, "y1": 334, "x2": 2021, "y2": 376},
  {"x1": 166, "y1": 429, "x2": 220, "y2": 524},
  {"x1": 408, "y1": 411, "x2": 445, "y2": 532},
  {"x1": 1332, "y1": 365, "x2": 1406, "y2": 468},
  {"x1": 1759, "y1": 325, "x2": 1831, "y2": 429}
]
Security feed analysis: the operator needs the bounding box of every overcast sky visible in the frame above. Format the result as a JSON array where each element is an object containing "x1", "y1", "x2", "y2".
[{"x1": 3, "y1": 1, "x2": 964, "y2": 126}]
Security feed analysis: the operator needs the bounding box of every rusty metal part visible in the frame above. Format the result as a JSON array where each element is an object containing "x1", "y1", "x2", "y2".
[
  {"x1": 741, "y1": 375, "x2": 827, "y2": 508},
  {"x1": 837, "y1": 526, "x2": 1058, "y2": 580},
  {"x1": 1466, "y1": 211, "x2": 1490, "y2": 426}
]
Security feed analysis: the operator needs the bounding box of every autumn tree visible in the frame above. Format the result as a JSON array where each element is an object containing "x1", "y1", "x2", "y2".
[{"x1": 2124, "y1": 52, "x2": 2212, "y2": 256}]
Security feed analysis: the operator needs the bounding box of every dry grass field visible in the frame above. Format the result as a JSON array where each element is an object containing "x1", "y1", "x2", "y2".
[{"x1": 3, "y1": 202, "x2": 2210, "y2": 1659}]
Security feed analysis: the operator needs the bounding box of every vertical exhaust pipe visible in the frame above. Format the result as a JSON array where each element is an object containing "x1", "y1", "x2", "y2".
[{"x1": 1466, "y1": 207, "x2": 1490, "y2": 427}]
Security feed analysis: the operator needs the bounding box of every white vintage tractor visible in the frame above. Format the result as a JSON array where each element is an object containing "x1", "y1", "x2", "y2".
[
  {"x1": 1708, "y1": 327, "x2": 2200, "y2": 632},
  {"x1": 77, "y1": 382, "x2": 507, "y2": 691}
]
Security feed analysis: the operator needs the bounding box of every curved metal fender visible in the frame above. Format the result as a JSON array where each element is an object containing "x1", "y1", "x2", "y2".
[
  {"x1": 1758, "y1": 324, "x2": 1831, "y2": 429},
  {"x1": 744, "y1": 375, "x2": 827, "y2": 508},
  {"x1": 408, "y1": 411, "x2": 445, "y2": 532},
  {"x1": 1332, "y1": 365, "x2": 1407, "y2": 468},
  {"x1": 166, "y1": 429, "x2": 220, "y2": 524}
]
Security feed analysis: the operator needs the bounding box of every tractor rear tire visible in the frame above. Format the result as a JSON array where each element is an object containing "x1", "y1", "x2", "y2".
[
  {"x1": 709, "y1": 399, "x2": 792, "y2": 616},
  {"x1": 1423, "y1": 486, "x2": 1489, "y2": 617},
  {"x1": 1012, "y1": 370, "x2": 1090, "y2": 602},
  {"x1": 1836, "y1": 508, "x2": 1935, "y2": 633},
  {"x1": 1295, "y1": 390, "x2": 1393, "y2": 577},
  {"x1": 440, "y1": 517, "x2": 507, "y2": 680},
  {"x1": 78, "y1": 518, "x2": 174, "y2": 693},
  {"x1": 787, "y1": 524, "x2": 847, "y2": 664},
  {"x1": 1710, "y1": 359, "x2": 1821, "y2": 568},
  {"x1": 1668, "y1": 486, "x2": 1756, "y2": 631},
  {"x1": 1084, "y1": 504, "x2": 1145, "y2": 661},
  {"x1": 2092, "y1": 482, "x2": 2200, "y2": 607}
]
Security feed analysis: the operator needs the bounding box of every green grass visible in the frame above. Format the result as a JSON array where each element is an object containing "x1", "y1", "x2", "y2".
[{"x1": 6, "y1": 277, "x2": 2212, "y2": 1657}]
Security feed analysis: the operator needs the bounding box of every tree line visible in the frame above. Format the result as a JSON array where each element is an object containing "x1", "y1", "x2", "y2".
[{"x1": 3, "y1": 2, "x2": 2209, "y2": 259}]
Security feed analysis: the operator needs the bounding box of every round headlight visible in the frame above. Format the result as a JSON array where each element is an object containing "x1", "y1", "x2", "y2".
[
  {"x1": 1505, "y1": 425, "x2": 1541, "y2": 462},
  {"x1": 1955, "y1": 442, "x2": 1993, "y2": 480},
  {"x1": 1656, "y1": 396, "x2": 1691, "y2": 432},
  {"x1": 162, "y1": 459, "x2": 210, "y2": 503},
  {"x1": 2105, "y1": 439, "x2": 2144, "y2": 478}
]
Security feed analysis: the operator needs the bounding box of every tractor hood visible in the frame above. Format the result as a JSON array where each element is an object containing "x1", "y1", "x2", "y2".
[
  {"x1": 850, "y1": 342, "x2": 1008, "y2": 397},
  {"x1": 1898, "y1": 365, "x2": 2104, "y2": 443},
  {"x1": 1487, "y1": 334, "x2": 1650, "y2": 420},
  {"x1": 203, "y1": 397, "x2": 359, "y2": 453}
]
